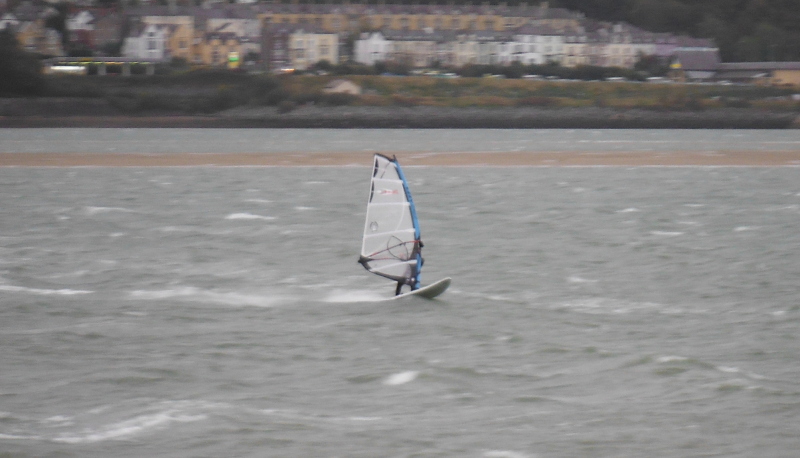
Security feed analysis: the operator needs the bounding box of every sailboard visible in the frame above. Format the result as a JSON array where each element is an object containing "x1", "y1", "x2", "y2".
[{"x1": 358, "y1": 153, "x2": 450, "y2": 299}]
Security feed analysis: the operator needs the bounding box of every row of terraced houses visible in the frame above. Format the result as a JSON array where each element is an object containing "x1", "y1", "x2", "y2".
[{"x1": 0, "y1": 0, "x2": 726, "y2": 73}]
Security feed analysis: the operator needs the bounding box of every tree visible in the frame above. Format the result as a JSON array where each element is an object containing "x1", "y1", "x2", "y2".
[
  {"x1": 0, "y1": 30, "x2": 45, "y2": 96},
  {"x1": 634, "y1": 53, "x2": 669, "y2": 76},
  {"x1": 44, "y1": 2, "x2": 70, "y2": 46}
]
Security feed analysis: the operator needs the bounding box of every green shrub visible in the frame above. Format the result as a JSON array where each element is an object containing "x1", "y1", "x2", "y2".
[
  {"x1": 322, "y1": 92, "x2": 357, "y2": 106},
  {"x1": 278, "y1": 100, "x2": 297, "y2": 113},
  {"x1": 516, "y1": 96, "x2": 559, "y2": 107}
]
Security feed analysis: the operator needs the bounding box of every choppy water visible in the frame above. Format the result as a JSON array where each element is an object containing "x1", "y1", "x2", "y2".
[{"x1": 1, "y1": 130, "x2": 800, "y2": 457}]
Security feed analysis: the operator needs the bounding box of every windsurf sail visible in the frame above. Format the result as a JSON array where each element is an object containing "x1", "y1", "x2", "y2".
[{"x1": 359, "y1": 154, "x2": 423, "y2": 290}]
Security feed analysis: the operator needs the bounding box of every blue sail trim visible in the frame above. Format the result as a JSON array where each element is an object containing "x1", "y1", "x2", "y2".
[{"x1": 391, "y1": 156, "x2": 422, "y2": 290}]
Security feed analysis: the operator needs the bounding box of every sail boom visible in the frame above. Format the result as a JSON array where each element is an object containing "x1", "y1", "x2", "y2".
[
  {"x1": 367, "y1": 202, "x2": 411, "y2": 207},
  {"x1": 363, "y1": 229, "x2": 415, "y2": 239}
]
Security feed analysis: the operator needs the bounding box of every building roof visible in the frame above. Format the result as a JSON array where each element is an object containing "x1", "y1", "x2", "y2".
[
  {"x1": 718, "y1": 61, "x2": 800, "y2": 71},
  {"x1": 325, "y1": 79, "x2": 359, "y2": 89},
  {"x1": 515, "y1": 23, "x2": 561, "y2": 36},
  {"x1": 674, "y1": 36, "x2": 716, "y2": 49},
  {"x1": 672, "y1": 49, "x2": 721, "y2": 71},
  {"x1": 383, "y1": 28, "x2": 452, "y2": 42}
]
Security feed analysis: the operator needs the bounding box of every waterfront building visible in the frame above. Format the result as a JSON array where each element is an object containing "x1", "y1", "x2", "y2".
[
  {"x1": 450, "y1": 32, "x2": 479, "y2": 67},
  {"x1": 262, "y1": 24, "x2": 338, "y2": 71},
  {"x1": 289, "y1": 26, "x2": 338, "y2": 70},
  {"x1": 513, "y1": 24, "x2": 563, "y2": 65},
  {"x1": 354, "y1": 31, "x2": 390, "y2": 66},
  {"x1": 383, "y1": 28, "x2": 451, "y2": 68},
  {"x1": 562, "y1": 28, "x2": 589, "y2": 67}
]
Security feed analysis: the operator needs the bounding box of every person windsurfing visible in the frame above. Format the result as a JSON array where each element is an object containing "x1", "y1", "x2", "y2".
[{"x1": 395, "y1": 240, "x2": 423, "y2": 296}]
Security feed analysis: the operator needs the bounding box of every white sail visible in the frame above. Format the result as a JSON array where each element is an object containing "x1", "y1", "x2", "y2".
[{"x1": 359, "y1": 154, "x2": 422, "y2": 289}]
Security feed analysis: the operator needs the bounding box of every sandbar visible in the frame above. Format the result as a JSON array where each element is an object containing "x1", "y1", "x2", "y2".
[{"x1": 1, "y1": 150, "x2": 800, "y2": 167}]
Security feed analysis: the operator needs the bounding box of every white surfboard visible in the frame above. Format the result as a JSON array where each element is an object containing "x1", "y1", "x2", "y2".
[{"x1": 393, "y1": 277, "x2": 451, "y2": 300}]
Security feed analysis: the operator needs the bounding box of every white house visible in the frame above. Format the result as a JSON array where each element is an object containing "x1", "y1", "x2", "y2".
[
  {"x1": 451, "y1": 33, "x2": 478, "y2": 67},
  {"x1": 474, "y1": 31, "x2": 512, "y2": 65},
  {"x1": 354, "y1": 31, "x2": 390, "y2": 66},
  {"x1": 513, "y1": 24, "x2": 555, "y2": 65},
  {"x1": 288, "y1": 27, "x2": 339, "y2": 70},
  {"x1": 66, "y1": 10, "x2": 94, "y2": 33},
  {"x1": 122, "y1": 23, "x2": 169, "y2": 60}
]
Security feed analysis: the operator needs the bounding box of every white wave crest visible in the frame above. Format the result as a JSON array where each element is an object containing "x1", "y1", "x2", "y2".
[
  {"x1": 384, "y1": 371, "x2": 419, "y2": 386},
  {"x1": 657, "y1": 355, "x2": 688, "y2": 363},
  {"x1": 84, "y1": 206, "x2": 134, "y2": 216},
  {"x1": 484, "y1": 451, "x2": 529, "y2": 458},
  {"x1": 53, "y1": 410, "x2": 206, "y2": 444},
  {"x1": 225, "y1": 213, "x2": 275, "y2": 221},
  {"x1": 650, "y1": 231, "x2": 684, "y2": 237},
  {"x1": 324, "y1": 289, "x2": 387, "y2": 303},
  {"x1": 129, "y1": 287, "x2": 281, "y2": 307},
  {"x1": 0, "y1": 285, "x2": 93, "y2": 296},
  {"x1": 567, "y1": 275, "x2": 597, "y2": 284},
  {"x1": 0, "y1": 433, "x2": 42, "y2": 441},
  {"x1": 554, "y1": 298, "x2": 661, "y2": 315}
]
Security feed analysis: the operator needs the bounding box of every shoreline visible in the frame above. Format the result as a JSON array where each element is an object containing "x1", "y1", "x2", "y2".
[
  {"x1": 3, "y1": 151, "x2": 800, "y2": 167},
  {"x1": 1, "y1": 103, "x2": 798, "y2": 129}
]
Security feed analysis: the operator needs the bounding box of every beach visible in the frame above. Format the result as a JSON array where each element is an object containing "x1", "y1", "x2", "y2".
[{"x1": 2, "y1": 150, "x2": 800, "y2": 167}]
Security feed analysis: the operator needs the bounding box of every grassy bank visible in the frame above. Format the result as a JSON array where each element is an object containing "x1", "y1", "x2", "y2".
[{"x1": 26, "y1": 71, "x2": 800, "y2": 115}]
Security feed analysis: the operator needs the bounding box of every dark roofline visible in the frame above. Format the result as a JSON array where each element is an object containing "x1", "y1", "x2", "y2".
[{"x1": 718, "y1": 62, "x2": 800, "y2": 71}]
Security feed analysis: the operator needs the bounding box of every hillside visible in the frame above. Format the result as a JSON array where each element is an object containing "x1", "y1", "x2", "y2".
[{"x1": 551, "y1": 0, "x2": 800, "y2": 62}]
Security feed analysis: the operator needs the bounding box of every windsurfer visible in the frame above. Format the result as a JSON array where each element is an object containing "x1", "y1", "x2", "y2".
[{"x1": 395, "y1": 241, "x2": 424, "y2": 295}]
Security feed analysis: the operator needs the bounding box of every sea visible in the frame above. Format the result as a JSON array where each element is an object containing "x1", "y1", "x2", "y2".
[{"x1": 1, "y1": 129, "x2": 799, "y2": 457}]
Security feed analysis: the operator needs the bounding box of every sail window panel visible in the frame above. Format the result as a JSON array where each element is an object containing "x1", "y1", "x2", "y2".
[
  {"x1": 365, "y1": 203, "x2": 413, "y2": 233},
  {"x1": 367, "y1": 259, "x2": 415, "y2": 279},
  {"x1": 361, "y1": 234, "x2": 414, "y2": 257},
  {"x1": 370, "y1": 178, "x2": 407, "y2": 204}
]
